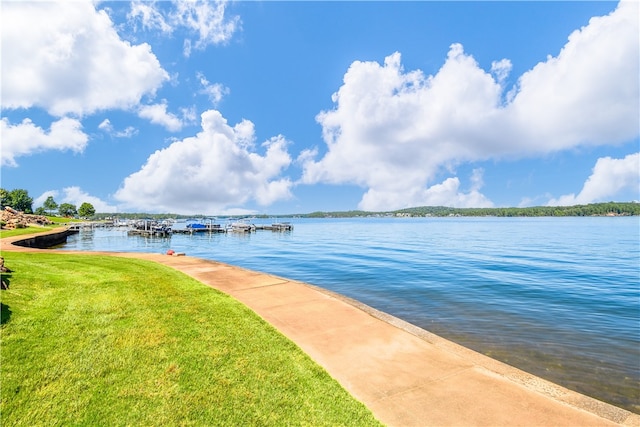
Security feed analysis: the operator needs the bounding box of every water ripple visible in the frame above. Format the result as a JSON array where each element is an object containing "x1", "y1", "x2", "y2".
[{"x1": 61, "y1": 216, "x2": 640, "y2": 413}]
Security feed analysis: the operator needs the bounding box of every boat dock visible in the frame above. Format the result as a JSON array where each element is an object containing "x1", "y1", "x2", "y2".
[
  {"x1": 127, "y1": 219, "x2": 172, "y2": 237},
  {"x1": 172, "y1": 224, "x2": 226, "y2": 234},
  {"x1": 255, "y1": 222, "x2": 294, "y2": 231},
  {"x1": 172, "y1": 219, "x2": 294, "y2": 235},
  {"x1": 127, "y1": 228, "x2": 171, "y2": 237},
  {"x1": 69, "y1": 218, "x2": 293, "y2": 238}
]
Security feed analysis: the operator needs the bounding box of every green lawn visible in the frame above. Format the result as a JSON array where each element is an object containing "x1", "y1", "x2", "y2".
[
  {"x1": 45, "y1": 215, "x2": 82, "y2": 224},
  {"x1": 0, "y1": 226, "x2": 56, "y2": 239},
  {"x1": 1, "y1": 252, "x2": 382, "y2": 426},
  {"x1": 0, "y1": 216, "x2": 84, "y2": 239}
]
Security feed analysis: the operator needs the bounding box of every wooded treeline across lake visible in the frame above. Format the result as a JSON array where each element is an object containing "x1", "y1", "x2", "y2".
[
  {"x1": 91, "y1": 202, "x2": 639, "y2": 220},
  {"x1": 298, "y1": 202, "x2": 640, "y2": 218}
]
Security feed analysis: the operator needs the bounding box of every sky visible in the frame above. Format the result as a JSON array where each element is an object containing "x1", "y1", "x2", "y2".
[{"x1": 1, "y1": 0, "x2": 638, "y2": 215}]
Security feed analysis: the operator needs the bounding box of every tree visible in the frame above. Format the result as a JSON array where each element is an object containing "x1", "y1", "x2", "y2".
[
  {"x1": 34, "y1": 207, "x2": 47, "y2": 215},
  {"x1": 7, "y1": 189, "x2": 33, "y2": 213},
  {"x1": 78, "y1": 202, "x2": 95, "y2": 218},
  {"x1": 58, "y1": 203, "x2": 77, "y2": 218},
  {"x1": 43, "y1": 196, "x2": 58, "y2": 215},
  {"x1": 0, "y1": 188, "x2": 9, "y2": 209}
]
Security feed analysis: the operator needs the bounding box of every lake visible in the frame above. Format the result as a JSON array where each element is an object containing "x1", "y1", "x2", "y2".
[{"x1": 59, "y1": 216, "x2": 640, "y2": 413}]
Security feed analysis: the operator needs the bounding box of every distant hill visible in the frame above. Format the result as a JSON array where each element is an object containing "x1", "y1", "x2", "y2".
[
  {"x1": 94, "y1": 202, "x2": 639, "y2": 220},
  {"x1": 300, "y1": 202, "x2": 640, "y2": 218}
]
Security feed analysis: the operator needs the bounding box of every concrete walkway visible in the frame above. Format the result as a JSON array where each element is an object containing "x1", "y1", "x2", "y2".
[{"x1": 2, "y1": 231, "x2": 639, "y2": 426}]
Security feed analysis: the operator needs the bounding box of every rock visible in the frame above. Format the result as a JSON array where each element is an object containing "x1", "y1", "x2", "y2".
[
  {"x1": 0, "y1": 257, "x2": 9, "y2": 290},
  {"x1": 1, "y1": 207, "x2": 52, "y2": 229},
  {"x1": 0, "y1": 256, "x2": 10, "y2": 273}
]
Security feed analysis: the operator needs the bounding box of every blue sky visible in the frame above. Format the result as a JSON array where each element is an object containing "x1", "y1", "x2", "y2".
[{"x1": 1, "y1": 1, "x2": 638, "y2": 215}]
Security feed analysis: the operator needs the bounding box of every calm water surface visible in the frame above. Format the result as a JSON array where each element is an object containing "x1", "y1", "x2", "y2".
[{"x1": 60, "y1": 217, "x2": 640, "y2": 412}]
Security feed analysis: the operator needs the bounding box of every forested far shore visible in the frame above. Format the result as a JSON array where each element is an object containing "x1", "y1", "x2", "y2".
[
  {"x1": 89, "y1": 202, "x2": 640, "y2": 220},
  {"x1": 303, "y1": 202, "x2": 640, "y2": 218},
  {"x1": 379, "y1": 202, "x2": 640, "y2": 218},
  {"x1": 2, "y1": 186, "x2": 637, "y2": 220}
]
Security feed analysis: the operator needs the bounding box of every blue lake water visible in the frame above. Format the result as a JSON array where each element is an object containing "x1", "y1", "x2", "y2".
[{"x1": 59, "y1": 216, "x2": 640, "y2": 413}]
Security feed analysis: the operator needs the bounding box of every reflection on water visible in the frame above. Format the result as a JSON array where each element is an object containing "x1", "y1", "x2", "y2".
[{"x1": 60, "y1": 217, "x2": 640, "y2": 413}]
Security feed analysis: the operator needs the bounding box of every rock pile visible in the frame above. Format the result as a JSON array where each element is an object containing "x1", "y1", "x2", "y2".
[
  {"x1": 0, "y1": 206, "x2": 53, "y2": 229},
  {"x1": 1, "y1": 256, "x2": 10, "y2": 290}
]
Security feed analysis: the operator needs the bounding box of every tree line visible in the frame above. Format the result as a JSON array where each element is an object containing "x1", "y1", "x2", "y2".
[
  {"x1": 395, "y1": 202, "x2": 640, "y2": 217},
  {"x1": 0, "y1": 188, "x2": 95, "y2": 218},
  {"x1": 304, "y1": 202, "x2": 640, "y2": 218},
  {"x1": 2, "y1": 188, "x2": 638, "y2": 219}
]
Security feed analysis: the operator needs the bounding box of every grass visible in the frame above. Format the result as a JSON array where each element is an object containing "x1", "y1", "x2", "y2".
[
  {"x1": 0, "y1": 226, "x2": 56, "y2": 239},
  {"x1": 46, "y1": 216, "x2": 84, "y2": 224},
  {"x1": 0, "y1": 252, "x2": 382, "y2": 426},
  {"x1": 0, "y1": 216, "x2": 86, "y2": 238}
]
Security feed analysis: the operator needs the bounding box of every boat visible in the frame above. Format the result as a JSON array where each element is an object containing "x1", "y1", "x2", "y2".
[
  {"x1": 226, "y1": 218, "x2": 256, "y2": 233},
  {"x1": 186, "y1": 222, "x2": 207, "y2": 230},
  {"x1": 172, "y1": 218, "x2": 226, "y2": 234}
]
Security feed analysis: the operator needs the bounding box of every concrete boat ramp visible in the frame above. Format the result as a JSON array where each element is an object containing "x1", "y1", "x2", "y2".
[{"x1": 2, "y1": 231, "x2": 638, "y2": 426}]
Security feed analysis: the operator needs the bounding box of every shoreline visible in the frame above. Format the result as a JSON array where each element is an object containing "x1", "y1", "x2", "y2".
[{"x1": 2, "y1": 229, "x2": 639, "y2": 426}]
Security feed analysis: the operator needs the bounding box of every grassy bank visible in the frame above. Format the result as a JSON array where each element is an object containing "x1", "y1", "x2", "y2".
[
  {"x1": 0, "y1": 215, "x2": 82, "y2": 239},
  {"x1": 0, "y1": 226, "x2": 56, "y2": 239},
  {"x1": 0, "y1": 252, "x2": 381, "y2": 426}
]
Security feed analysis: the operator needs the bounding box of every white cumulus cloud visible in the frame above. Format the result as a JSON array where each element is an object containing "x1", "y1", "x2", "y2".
[
  {"x1": 360, "y1": 171, "x2": 493, "y2": 211},
  {"x1": 114, "y1": 110, "x2": 293, "y2": 214},
  {"x1": 128, "y1": 0, "x2": 240, "y2": 57},
  {"x1": 98, "y1": 119, "x2": 138, "y2": 138},
  {"x1": 197, "y1": 72, "x2": 229, "y2": 106},
  {"x1": 302, "y1": 1, "x2": 639, "y2": 210},
  {"x1": 1, "y1": 117, "x2": 88, "y2": 167},
  {"x1": 128, "y1": 1, "x2": 173, "y2": 34},
  {"x1": 34, "y1": 187, "x2": 117, "y2": 213},
  {"x1": 60, "y1": 186, "x2": 118, "y2": 213},
  {"x1": 509, "y1": 0, "x2": 639, "y2": 151},
  {"x1": 547, "y1": 152, "x2": 640, "y2": 206},
  {"x1": 138, "y1": 101, "x2": 184, "y2": 132},
  {"x1": 1, "y1": 0, "x2": 169, "y2": 117}
]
